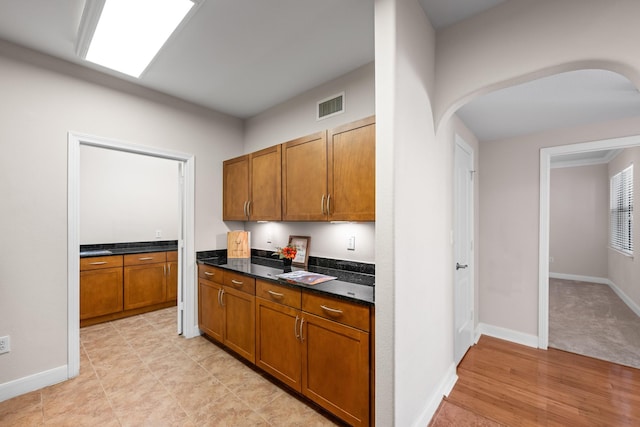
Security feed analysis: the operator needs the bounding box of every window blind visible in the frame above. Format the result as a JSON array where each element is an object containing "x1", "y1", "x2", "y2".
[{"x1": 610, "y1": 164, "x2": 633, "y2": 254}]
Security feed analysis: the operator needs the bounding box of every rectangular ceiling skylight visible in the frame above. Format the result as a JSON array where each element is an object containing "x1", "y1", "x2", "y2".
[{"x1": 83, "y1": 0, "x2": 194, "y2": 78}]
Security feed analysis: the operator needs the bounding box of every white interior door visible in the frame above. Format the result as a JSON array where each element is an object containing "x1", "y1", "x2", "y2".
[{"x1": 454, "y1": 136, "x2": 474, "y2": 365}]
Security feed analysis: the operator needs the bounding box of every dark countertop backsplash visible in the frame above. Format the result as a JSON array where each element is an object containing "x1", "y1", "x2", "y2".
[
  {"x1": 197, "y1": 248, "x2": 375, "y2": 287},
  {"x1": 80, "y1": 240, "x2": 178, "y2": 257}
]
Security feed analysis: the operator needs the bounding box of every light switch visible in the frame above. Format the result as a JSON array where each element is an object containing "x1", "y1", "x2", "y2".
[{"x1": 347, "y1": 236, "x2": 355, "y2": 251}]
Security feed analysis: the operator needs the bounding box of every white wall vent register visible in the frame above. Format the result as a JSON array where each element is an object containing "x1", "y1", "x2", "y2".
[{"x1": 317, "y1": 92, "x2": 345, "y2": 120}]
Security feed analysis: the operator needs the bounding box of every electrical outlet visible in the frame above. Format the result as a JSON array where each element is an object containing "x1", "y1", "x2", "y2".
[
  {"x1": 549, "y1": 256, "x2": 554, "y2": 263},
  {"x1": 347, "y1": 236, "x2": 356, "y2": 251},
  {"x1": 0, "y1": 336, "x2": 10, "y2": 354},
  {"x1": 155, "y1": 230, "x2": 162, "y2": 238}
]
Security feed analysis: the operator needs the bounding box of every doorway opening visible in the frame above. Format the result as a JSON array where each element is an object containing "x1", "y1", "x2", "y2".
[
  {"x1": 67, "y1": 132, "x2": 196, "y2": 379},
  {"x1": 538, "y1": 134, "x2": 640, "y2": 350}
]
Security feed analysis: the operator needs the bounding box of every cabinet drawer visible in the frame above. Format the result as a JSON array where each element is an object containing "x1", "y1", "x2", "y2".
[
  {"x1": 80, "y1": 255, "x2": 123, "y2": 271},
  {"x1": 166, "y1": 251, "x2": 178, "y2": 262},
  {"x1": 124, "y1": 252, "x2": 166, "y2": 266},
  {"x1": 199, "y1": 264, "x2": 224, "y2": 282},
  {"x1": 256, "y1": 280, "x2": 301, "y2": 308},
  {"x1": 302, "y1": 292, "x2": 370, "y2": 332},
  {"x1": 224, "y1": 271, "x2": 256, "y2": 295}
]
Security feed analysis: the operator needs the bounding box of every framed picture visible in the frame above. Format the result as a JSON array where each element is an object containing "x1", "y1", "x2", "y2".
[{"x1": 289, "y1": 235, "x2": 310, "y2": 267}]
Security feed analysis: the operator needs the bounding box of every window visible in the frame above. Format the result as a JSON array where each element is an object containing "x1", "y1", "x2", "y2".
[{"x1": 610, "y1": 164, "x2": 633, "y2": 254}]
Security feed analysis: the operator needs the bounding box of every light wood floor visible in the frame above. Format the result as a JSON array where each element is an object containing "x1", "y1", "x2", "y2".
[{"x1": 432, "y1": 335, "x2": 640, "y2": 426}]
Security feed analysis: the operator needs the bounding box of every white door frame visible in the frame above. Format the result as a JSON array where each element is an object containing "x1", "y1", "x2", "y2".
[
  {"x1": 538, "y1": 134, "x2": 640, "y2": 349},
  {"x1": 453, "y1": 135, "x2": 475, "y2": 364},
  {"x1": 67, "y1": 132, "x2": 197, "y2": 378}
]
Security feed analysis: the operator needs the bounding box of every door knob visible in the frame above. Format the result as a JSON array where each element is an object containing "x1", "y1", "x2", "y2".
[{"x1": 456, "y1": 262, "x2": 468, "y2": 270}]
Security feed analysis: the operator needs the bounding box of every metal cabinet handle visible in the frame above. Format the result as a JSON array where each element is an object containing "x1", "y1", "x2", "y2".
[
  {"x1": 299, "y1": 317, "x2": 305, "y2": 342},
  {"x1": 267, "y1": 290, "x2": 284, "y2": 298},
  {"x1": 219, "y1": 289, "x2": 225, "y2": 307},
  {"x1": 89, "y1": 261, "x2": 107, "y2": 265},
  {"x1": 246, "y1": 200, "x2": 251, "y2": 217},
  {"x1": 456, "y1": 262, "x2": 468, "y2": 270},
  {"x1": 167, "y1": 264, "x2": 171, "y2": 275},
  {"x1": 326, "y1": 194, "x2": 331, "y2": 216},
  {"x1": 217, "y1": 289, "x2": 221, "y2": 305},
  {"x1": 204, "y1": 271, "x2": 215, "y2": 276},
  {"x1": 138, "y1": 257, "x2": 154, "y2": 261},
  {"x1": 320, "y1": 305, "x2": 343, "y2": 315},
  {"x1": 294, "y1": 315, "x2": 300, "y2": 340},
  {"x1": 164, "y1": 264, "x2": 166, "y2": 275},
  {"x1": 231, "y1": 279, "x2": 244, "y2": 286},
  {"x1": 321, "y1": 194, "x2": 326, "y2": 214}
]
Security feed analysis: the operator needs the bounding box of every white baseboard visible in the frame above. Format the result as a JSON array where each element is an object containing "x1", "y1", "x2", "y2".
[
  {"x1": 549, "y1": 272, "x2": 609, "y2": 285},
  {"x1": 475, "y1": 323, "x2": 538, "y2": 348},
  {"x1": 0, "y1": 365, "x2": 68, "y2": 402},
  {"x1": 414, "y1": 362, "x2": 458, "y2": 427},
  {"x1": 608, "y1": 280, "x2": 640, "y2": 318},
  {"x1": 551, "y1": 273, "x2": 640, "y2": 318}
]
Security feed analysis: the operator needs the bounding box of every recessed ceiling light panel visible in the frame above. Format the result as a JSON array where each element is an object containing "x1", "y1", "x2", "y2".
[{"x1": 81, "y1": 0, "x2": 194, "y2": 78}]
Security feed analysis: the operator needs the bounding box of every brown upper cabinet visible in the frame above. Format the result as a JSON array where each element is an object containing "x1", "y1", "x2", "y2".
[
  {"x1": 282, "y1": 116, "x2": 375, "y2": 221},
  {"x1": 223, "y1": 145, "x2": 282, "y2": 221},
  {"x1": 223, "y1": 116, "x2": 375, "y2": 222}
]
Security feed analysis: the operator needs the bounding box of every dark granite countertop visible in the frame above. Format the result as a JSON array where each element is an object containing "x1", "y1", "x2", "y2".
[
  {"x1": 80, "y1": 241, "x2": 178, "y2": 258},
  {"x1": 198, "y1": 257, "x2": 374, "y2": 306}
]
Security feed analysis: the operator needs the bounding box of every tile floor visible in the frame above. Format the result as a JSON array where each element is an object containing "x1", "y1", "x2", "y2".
[{"x1": 0, "y1": 307, "x2": 340, "y2": 426}]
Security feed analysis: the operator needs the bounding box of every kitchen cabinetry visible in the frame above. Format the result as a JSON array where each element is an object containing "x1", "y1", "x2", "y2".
[
  {"x1": 256, "y1": 281, "x2": 303, "y2": 390},
  {"x1": 327, "y1": 116, "x2": 376, "y2": 221},
  {"x1": 282, "y1": 116, "x2": 375, "y2": 222},
  {"x1": 223, "y1": 145, "x2": 282, "y2": 221},
  {"x1": 80, "y1": 250, "x2": 177, "y2": 327},
  {"x1": 124, "y1": 252, "x2": 167, "y2": 310},
  {"x1": 80, "y1": 255, "x2": 124, "y2": 320},
  {"x1": 301, "y1": 292, "x2": 370, "y2": 426},
  {"x1": 255, "y1": 279, "x2": 371, "y2": 426},
  {"x1": 198, "y1": 264, "x2": 256, "y2": 363},
  {"x1": 198, "y1": 266, "x2": 224, "y2": 342},
  {"x1": 166, "y1": 251, "x2": 178, "y2": 302}
]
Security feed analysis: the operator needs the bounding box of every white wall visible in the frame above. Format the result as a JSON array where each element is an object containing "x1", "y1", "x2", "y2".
[
  {"x1": 0, "y1": 40, "x2": 242, "y2": 387},
  {"x1": 608, "y1": 146, "x2": 640, "y2": 307},
  {"x1": 243, "y1": 62, "x2": 376, "y2": 264},
  {"x1": 434, "y1": 0, "x2": 640, "y2": 126},
  {"x1": 550, "y1": 164, "x2": 609, "y2": 278},
  {"x1": 376, "y1": 0, "x2": 457, "y2": 425},
  {"x1": 80, "y1": 146, "x2": 180, "y2": 244},
  {"x1": 244, "y1": 62, "x2": 375, "y2": 151}
]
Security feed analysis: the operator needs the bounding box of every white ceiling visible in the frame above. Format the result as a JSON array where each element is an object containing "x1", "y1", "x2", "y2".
[{"x1": 0, "y1": 0, "x2": 639, "y2": 146}]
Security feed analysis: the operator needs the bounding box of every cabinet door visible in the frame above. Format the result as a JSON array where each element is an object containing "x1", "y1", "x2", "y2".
[
  {"x1": 256, "y1": 298, "x2": 302, "y2": 391},
  {"x1": 328, "y1": 116, "x2": 375, "y2": 221},
  {"x1": 166, "y1": 260, "x2": 178, "y2": 302},
  {"x1": 301, "y1": 312, "x2": 370, "y2": 427},
  {"x1": 123, "y1": 263, "x2": 167, "y2": 310},
  {"x1": 249, "y1": 145, "x2": 282, "y2": 221},
  {"x1": 282, "y1": 131, "x2": 328, "y2": 221},
  {"x1": 222, "y1": 286, "x2": 255, "y2": 363},
  {"x1": 223, "y1": 154, "x2": 250, "y2": 221},
  {"x1": 80, "y1": 267, "x2": 123, "y2": 319},
  {"x1": 198, "y1": 279, "x2": 224, "y2": 342}
]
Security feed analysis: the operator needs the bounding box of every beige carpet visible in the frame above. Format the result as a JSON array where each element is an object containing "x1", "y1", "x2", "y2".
[{"x1": 549, "y1": 278, "x2": 640, "y2": 370}]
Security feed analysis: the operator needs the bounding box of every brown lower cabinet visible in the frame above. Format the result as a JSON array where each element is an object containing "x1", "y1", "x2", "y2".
[
  {"x1": 80, "y1": 255, "x2": 124, "y2": 320},
  {"x1": 203, "y1": 269, "x2": 372, "y2": 427},
  {"x1": 198, "y1": 265, "x2": 256, "y2": 363},
  {"x1": 80, "y1": 250, "x2": 177, "y2": 327}
]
